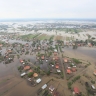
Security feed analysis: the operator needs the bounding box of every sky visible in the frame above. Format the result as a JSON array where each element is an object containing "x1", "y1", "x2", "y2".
[{"x1": 0, "y1": 0, "x2": 96, "y2": 19}]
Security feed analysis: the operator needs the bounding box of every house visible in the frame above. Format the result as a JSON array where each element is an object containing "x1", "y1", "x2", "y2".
[
  {"x1": 54, "y1": 49, "x2": 57, "y2": 52},
  {"x1": 88, "y1": 43, "x2": 92, "y2": 47},
  {"x1": 36, "y1": 78, "x2": 41, "y2": 83},
  {"x1": 71, "y1": 68, "x2": 77, "y2": 72},
  {"x1": 49, "y1": 85, "x2": 55, "y2": 92},
  {"x1": 38, "y1": 47, "x2": 41, "y2": 50},
  {"x1": 7, "y1": 49, "x2": 12, "y2": 53},
  {"x1": 24, "y1": 66, "x2": 30, "y2": 70},
  {"x1": 20, "y1": 59, "x2": 24, "y2": 63},
  {"x1": 28, "y1": 69, "x2": 33, "y2": 73},
  {"x1": 41, "y1": 55, "x2": 45, "y2": 60},
  {"x1": 25, "y1": 43, "x2": 29, "y2": 47},
  {"x1": 74, "y1": 87, "x2": 80, "y2": 94},
  {"x1": 66, "y1": 69, "x2": 72, "y2": 74},
  {"x1": 54, "y1": 52, "x2": 58, "y2": 56},
  {"x1": 53, "y1": 90, "x2": 60, "y2": 96},
  {"x1": 55, "y1": 57, "x2": 59, "y2": 61},
  {"x1": 0, "y1": 44, "x2": 3, "y2": 47},
  {"x1": 55, "y1": 65, "x2": 59, "y2": 69},
  {"x1": 51, "y1": 64, "x2": 54, "y2": 67},
  {"x1": 93, "y1": 70, "x2": 96, "y2": 76},
  {"x1": 64, "y1": 58, "x2": 68, "y2": 63},
  {"x1": 42, "y1": 84, "x2": 47, "y2": 90},
  {"x1": 91, "y1": 85, "x2": 96, "y2": 89},
  {"x1": 33, "y1": 73, "x2": 38, "y2": 78},
  {"x1": 57, "y1": 69, "x2": 61, "y2": 73},
  {"x1": 21, "y1": 72, "x2": 26, "y2": 77}
]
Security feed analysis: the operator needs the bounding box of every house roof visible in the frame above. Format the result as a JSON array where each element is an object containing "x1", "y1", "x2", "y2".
[
  {"x1": 53, "y1": 90, "x2": 60, "y2": 96},
  {"x1": 42, "y1": 84, "x2": 47, "y2": 90},
  {"x1": 55, "y1": 65, "x2": 59, "y2": 69},
  {"x1": 66, "y1": 69, "x2": 72, "y2": 74},
  {"x1": 53, "y1": 57, "x2": 55, "y2": 60},
  {"x1": 71, "y1": 68, "x2": 77, "y2": 72},
  {"x1": 94, "y1": 70, "x2": 96, "y2": 75},
  {"x1": 57, "y1": 69, "x2": 61, "y2": 73},
  {"x1": 28, "y1": 69, "x2": 33, "y2": 73},
  {"x1": 55, "y1": 57, "x2": 59, "y2": 60},
  {"x1": 20, "y1": 59, "x2": 24, "y2": 63},
  {"x1": 24, "y1": 66, "x2": 30, "y2": 70},
  {"x1": 41, "y1": 55, "x2": 44, "y2": 60},
  {"x1": 74, "y1": 87, "x2": 80, "y2": 94},
  {"x1": 33, "y1": 73, "x2": 38, "y2": 77},
  {"x1": 0, "y1": 44, "x2": 3, "y2": 47},
  {"x1": 54, "y1": 52, "x2": 57, "y2": 56},
  {"x1": 49, "y1": 85, "x2": 55, "y2": 91},
  {"x1": 25, "y1": 43, "x2": 29, "y2": 47},
  {"x1": 38, "y1": 47, "x2": 40, "y2": 49},
  {"x1": 64, "y1": 58, "x2": 68, "y2": 63}
]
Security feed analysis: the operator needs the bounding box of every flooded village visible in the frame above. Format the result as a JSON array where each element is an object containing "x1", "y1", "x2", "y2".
[{"x1": 0, "y1": 21, "x2": 96, "y2": 96}]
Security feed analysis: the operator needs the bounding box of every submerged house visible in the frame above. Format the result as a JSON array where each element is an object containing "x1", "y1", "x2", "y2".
[
  {"x1": 24, "y1": 66, "x2": 30, "y2": 70},
  {"x1": 64, "y1": 58, "x2": 68, "y2": 63},
  {"x1": 74, "y1": 87, "x2": 80, "y2": 94}
]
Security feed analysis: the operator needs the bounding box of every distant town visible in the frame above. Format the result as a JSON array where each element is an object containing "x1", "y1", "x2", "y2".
[{"x1": 0, "y1": 20, "x2": 96, "y2": 96}]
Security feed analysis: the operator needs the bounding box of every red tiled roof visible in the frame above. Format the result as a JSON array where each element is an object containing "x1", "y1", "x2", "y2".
[
  {"x1": 53, "y1": 57, "x2": 55, "y2": 60},
  {"x1": 66, "y1": 69, "x2": 72, "y2": 74},
  {"x1": 55, "y1": 65, "x2": 59, "y2": 69},
  {"x1": 24, "y1": 66, "x2": 30, "y2": 70},
  {"x1": 74, "y1": 87, "x2": 80, "y2": 94}
]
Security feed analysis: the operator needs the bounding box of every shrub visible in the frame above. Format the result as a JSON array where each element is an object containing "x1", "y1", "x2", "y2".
[
  {"x1": 46, "y1": 70, "x2": 51, "y2": 76},
  {"x1": 72, "y1": 58, "x2": 81, "y2": 64},
  {"x1": 28, "y1": 72, "x2": 33, "y2": 77},
  {"x1": 91, "y1": 80, "x2": 95, "y2": 84}
]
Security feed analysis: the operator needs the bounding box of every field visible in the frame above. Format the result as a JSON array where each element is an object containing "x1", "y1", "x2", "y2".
[
  {"x1": 55, "y1": 35, "x2": 63, "y2": 40},
  {"x1": 19, "y1": 33, "x2": 41, "y2": 40},
  {"x1": 36, "y1": 34, "x2": 51, "y2": 40}
]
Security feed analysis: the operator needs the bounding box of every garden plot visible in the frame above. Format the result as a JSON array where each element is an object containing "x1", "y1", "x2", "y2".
[
  {"x1": 37, "y1": 34, "x2": 50, "y2": 40},
  {"x1": 20, "y1": 33, "x2": 41, "y2": 40}
]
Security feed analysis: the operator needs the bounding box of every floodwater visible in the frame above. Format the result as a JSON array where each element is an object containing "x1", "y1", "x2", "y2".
[
  {"x1": 64, "y1": 46, "x2": 96, "y2": 60},
  {"x1": 0, "y1": 39, "x2": 96, "y2": 96},
  {"x1": 0, "y1": 58, "x2": 20, "y2": 78},
  {"x1": 0, "y1": 39, "x2": 96, "y2": 77}
]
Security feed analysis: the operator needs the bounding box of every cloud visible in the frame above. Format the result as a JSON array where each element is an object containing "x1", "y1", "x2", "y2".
[{"x1": 0, "y1": 0, "x2": 96, "y2": 19}]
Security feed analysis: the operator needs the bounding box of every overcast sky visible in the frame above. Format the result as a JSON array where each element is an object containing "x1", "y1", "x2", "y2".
[{"x1": 0, "y1": 0, "x2": 96, "y2": 19}]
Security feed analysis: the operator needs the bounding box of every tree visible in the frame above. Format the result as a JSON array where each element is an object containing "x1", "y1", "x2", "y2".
[{"x1": 46, "y1": 70, "x2": 51, "y2": 76}]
